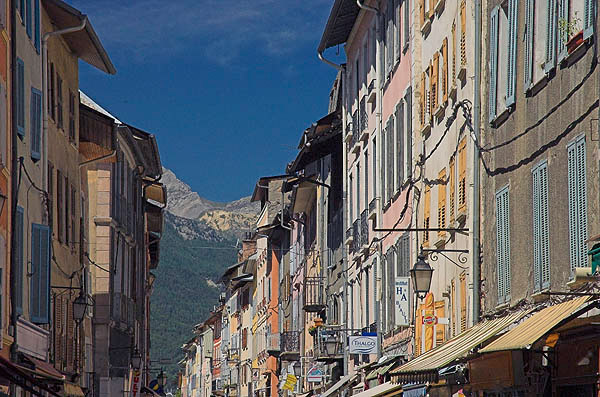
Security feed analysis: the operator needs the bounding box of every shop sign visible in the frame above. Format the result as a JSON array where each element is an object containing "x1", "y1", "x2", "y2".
[
  {"x1": 129, "y1": 369, "x2": 141, "y2": 397},
  {"x1": 282, "y1": 374, "x2": 298, "y2": 391},
  {"x1": 348, "y1": 335, "x2": 378, "y2": 354},
  {"x1": 306, "y1": 366, "x2": 324, "y2": 383},
  {"x1": 395, "y1": 277, "x2": 410, "y2": 326}
]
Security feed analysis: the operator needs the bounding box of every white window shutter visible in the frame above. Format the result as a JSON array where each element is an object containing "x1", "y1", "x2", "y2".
[
  {"x1": 568, "y1": 142, "x2": 578, "y2": 270},
  {"x1": 545, "y1": 0, "x2": 557, "y2": 73},
  {"x1": 496, "y1": 186, "x2": 510, "y2": 303},
  {"x1": 540, "y1": 164, "x2": 550, "y2": 289},
  {"x1": 506, "y1": 0, "x2": 518, "y2": 107},
  {"x1": 558, "y1": 0, "x2": 569, "y2": 62},
  {"x1": 576, "y1": 138, "x2": 588, "y2": 267},
  {"x1": 584, "y1": 0, "x2": 594, "y2": 39},
  {"x1": 524, "y1": 0, "x2": 534, "y2": 90},
  {"x1": 488, "y1": 6, "x2": 499, "y2": 122},
  {"x1": 532, "y1": 165, "x2": 541, "y2": 291}
]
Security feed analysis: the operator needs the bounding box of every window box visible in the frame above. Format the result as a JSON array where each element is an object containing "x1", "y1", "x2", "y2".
[{"x1": 567, "y1": 30, "x2": 584, "y2": 54}]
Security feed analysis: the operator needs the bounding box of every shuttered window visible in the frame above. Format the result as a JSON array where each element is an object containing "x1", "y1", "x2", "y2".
[
  {"x1": 34, "y1": 0, "x2": 39, "y2": 52},
  {"x1": 449, "y1": 156, "x2": 456, "y2": 223},
  {"x1": 30, "y1": 223, "x2": 50, "y2": 323},
  {"x1": 373, "y1": 138, "x2": 377, "y2": 200},
  {"x1": 405, "y1": 88, "x2": 412, "y2": 180},
  {"x1": 64, "y1": 175, "x2": 69, "y2": 245},
  {"x1": 387, "y1": 249, "x2": 395, "y2": 330},
  {"x1": 423, "y1": 186, "x2": 431, "y2": 246},
  {"x1": 69, "y1": 91, "x2": 76, "y2": 142},
  {"x1": 460, "y1": 0, "x2": 467, "y2": 68},
  {"x1": 420, "y1": 71, "x2": 426, "y2": 126},
  {"x1": 459, "y1": 272, "x2": 467, "y2": 331},
  {"x1": 386, "y1": 118, "x2": 394, "y2": 202},
  {"x1": 15, "y1": 207, "x2": 24, "y2": 314},
  {"x1": 496, "y1": 185, "x2": 511, "y2": 304},
  {"x1": 381, "y1": 125, "x2": 387, "y2": 203},
  {"x1": 395, "y1": 233, "x2": 410, "y2": 276},
  {"x1": 365, "y1": 150, "x2": 369, "y2": 206},
  {"x1": 442, "y1": 38, "x2": 448, "y2": 103},
  {"x1": 394, "y1": 0, "x2": 400, "y2": 62},
  {"x1": 431, "y1": 53, "x2": 439, "y2": 111},
  {"x1": 451, "y1": 22, "x2": 457, "y2": 85},
  {"x1": 506, "y1": 0, "x2": 518, "y2": 107},
  {"x1": 403, "y1": 0, "x2": 410, "y2": 49},
  {"x1": 396, "y1": 102, "x2": 404, "y2": 190},
  {"x1": 488, "y1": 7, "x2": 499, "y2": 122},
  {"x1": 57, "y1": 170, "x2": 63, "y2": 243},
  {"x1": 567, "y1": 135, "x2": 588, "y2": 271},
  {"x1": 450, "y1": 279, "x2": 456, "y2": 336},
  {"x1": 458, "y1": 138, "x2": 467, "y2": 212},
  {"x1": 545, "y1": 0, "x2": 557, "y2": 73},
  {"x1": 57, "y1": 74, "x2": 63, "y2": 129},
  {"x1": 71, "y1": 185, "x2": 76, "y2": 249},
  {"x1": 558, "y1": 0, "x2": 568, "y2": 61},
  {"x1": 16, "y1": 58, "x2": 24, "y2": 137},
  {"x1": 584, "y1": 0, "x2": 594, "y2": 39},
  {"x1": 524, "y1": 0, "x2": 534, "y2": 89},
  {"x1": 532, "y1": 161, "x2": 550, "y2": 292},
  {"x1": 438, "y1": 168, "x2": 447, "y2": 235},
  {"x1": 25, "y1": 0, "x2": 31, "y2": 38},
  {"x1": 30, "y1": 88, "x2": 41, "y2": 160},
  {"x1": 435, "y1": 301, "x2": 445, "y2": 345}
]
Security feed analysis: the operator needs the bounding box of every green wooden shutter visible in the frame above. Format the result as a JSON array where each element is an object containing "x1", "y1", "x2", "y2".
[
  {"x1": 30, "y1": 88, "x2": 41, "y2": 160},
  {"x1": 545, "y1": 0, "x2": 557, "y2": 73},
  {"x1": 496, "y1": 186, "x2": 510, "y2": 303},
  {"x1": 532, "y1": 161, "x2": 550, "y2": 291},
  {"x1": 34, "y1": 0, "x2": 39, "y2": 53},
  {"x1": 25, "y1": 0, "x2": 31, "y2": 38},
  {"x1": 532, "y1": 165, "x2": 541, "y2": 290},
  {"x1": 405, "y1": 88, "x2": 412, "y2": 181},
  {"x1": 506, "y1": 0, "x2": 518, "y2": 107},
  {"x1": 396, "y1": 103, "x2": 404, "y2": 191},
  {"x1": 524, "y1": 0, "x2": 534, "y2": 90},
  {"x1": 568, "y1": 136, "x2": 588, "y2": 271},
  {"x1": 30, "y1": 223, "x2": 50, "y2": 323},
  {"x1": 558, "y1": 0, "x2": 568, "y2": 61},
  {"x1": 488, "y1": 6, "x2": 499, "y2": 122},
  {"x1": 387, "y1": 118, "x2": 394, "y2": 202},
  {"x1": 584, "y1": 0, "x2": 594, "y2": 39},
  {"x1": 15, "y1": 207, "x2": 24, "y2": 314},
  {"x1": 568, "y1": 140, "x2": 578, "y2": 270}
]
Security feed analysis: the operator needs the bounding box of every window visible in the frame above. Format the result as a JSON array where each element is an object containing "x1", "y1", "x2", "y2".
[
  {"x1": 396, "y1": 233, "x2": 410, "y2": 276},
  {"x1": 64, "y1": 174, "x2": 69, "y2": 245},
  {"x1": 349, "y1": 173, "x2": 353, "y2": 222},
  {"x1": 48, "y1": 62, "x2": 55, "y2": 119},
  {"x1": 431, "y1": 52, "x2": 439, "y2": 112},
  {"x1": 583, "y1": 0, "x2": 595, "y2": 39},
  {"x1": 438, "y1": 168, "x2": 447, "y2": 235},
  {"x1": 393, "y1": 0, "x2": 400, "y2": 63},
  {"x1": 496, "y1": 185, "x2": 511, "y2": 304},
  {"x1": 357, "y1": 162, "x2": 361, "y2": 214},
  {"x1": 403, "y1": 0, "x2": 410, "y2": 49},
  {"x1": 524, "y1": 0, "x2": 551, "y2": 87},
  {"x1": 30, "y1": 223, "x2": 50, "y2": 323},
  {"x1": 460, "y1": 0, "x2": 467, "y2": 69},
  {"x1": 69, "y1": 91, "x2": 76, "y2": 142},
  {"x1": 532, "y1": 161, "x2": 549, "y2": 291},
  {"x1": 451, "y1": 22, "x2": 457, "y2": 85},
  {"x1": 489, "y1": 0, "x2": 518, "y2": 121},
  {"x1": 57, "y1": 74, "x2": 63, "y2": 129},
  {"x1": 372, "y1": 137, "x2": 377, "y2": 201},
  {"x1": 458, "y1": 138, "x2": 467, "y2": 212},
  {"x1": 14, "y1": 206, "x2": 24, "y2": 314},
  {"x1": 423, "y1": 186, "x2": 431, "y2": 246},
  {"x1": 30, "y1": 88, "x2": 41, "y2": 160},
  {"x1": 57, "y1": 169, "x2": 63, "y2": 243},
  {"x1": 386, "y1": 249, "x2": 395, "y2": 330},
  {"x1": 364, "y1": 150, "x2": 369, "y2": 206},
  {"x1": 47, "y1": 162, "x2": 53, "y2": 225},
  {"x1": 16, "y1": 58, "x2": 24, "y2": 137},
  {"x1": 25, "y1": 0, "x2": 31, "y2": 38},
  {"x1": 405, "y1": 88, "x2": 412, "y2": 180},
  {"x1": 449, "y1": 156, "x2": 456, "y2": 223},
  {"x1": 386, "y1": 117, "x2": 394, "y2": 202},
  {"x1": 567, "y1": 135, "x2": 587, "y2": 271},
  {"x1": 34, "y1": 0, "x2": 39, "y2": 52},
  {"x1": 442, "y1": 38, "x2": 448, "y2": 103},
  {"x1": 382, "y1": 124, "x2": 388, "y2": 203},
  {"x1": 71, "y1": 185, "x2": 76, "y2": 249},
  {"x1": 395, "y1": 101, "x2": 404, "y2": 190}
]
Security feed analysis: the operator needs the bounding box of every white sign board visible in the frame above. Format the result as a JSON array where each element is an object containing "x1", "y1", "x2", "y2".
[
  {"x1": 348, "y1": 335, "x2": 378, "y2": 354},
  {"x1": 395, "y1": 277, "x2": 410, "y2": 327},
  {"x1": 306, "y1": 366, "x2": 324, "y2": 383}
]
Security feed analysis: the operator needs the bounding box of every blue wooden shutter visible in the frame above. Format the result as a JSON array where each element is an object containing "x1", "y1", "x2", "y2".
[
  {"x1": 16, "y1": 59, "x2": 24, "y2": 137},
  {"x1": 532, "y1": 162, "x2": 550, "y2": 291},
  {"x1": 584, "y1": 0, "x2": 594, "y2": 39},
  {"x1": 488, "y1": 6, "x2": 499, "y2": 122},
  {"x1": 524, "y1": 0, "x2": 534, "y2": 90},
  {"x1": 30, "y1": 224, "x2": 50, "y2": 323},
  {"x1": 496, "y1": 186, "x2": 510, "y2": 303},
  {"x1": 396, "y1": 102, "x2": 404, "y2": 190},
  {"x1": 545, "y1": 0, "x2": 557, "y2": 73},
  {"x1": 34, "y1": 0, "x2": 39, "y2": 53},
  {"x1": 30, "y1": 88, "x2": 41, "y2": 160},
  {"x1": 558, "y1": 0, "x2": 568, "y2": 61},
  {"x1": 25, "y1": 0, "x2": 31, "y2": 38},
  {"x1": 19, "y1": 0, "x2": 25, "y2": 22},
  {"x1": 568, "y1": 136, "x2": 588, "y2": 271},
  {"x1": 506, "y1": 0, "x2": 518, "y2": 107},
  {"x1": 15, "y1": 207, "x2": 24, "y2": 314}
]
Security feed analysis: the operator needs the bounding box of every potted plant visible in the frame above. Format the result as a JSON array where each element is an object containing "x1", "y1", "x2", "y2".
[
  {"x1": 559, "y1": 12, "x2": 583, "y2": 54},
  {"x1": 308, "y1": 325, "x2": 320, "y2": 336}
]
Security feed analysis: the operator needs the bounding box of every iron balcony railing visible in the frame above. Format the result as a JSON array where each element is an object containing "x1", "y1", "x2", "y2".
[
  {"x1": 361, "y1": 210, "x2": 369, "y2": 247},
  {"x1": 304, "y1": 276, "x2": 325, "y2": 312},
  {"x1": 281, "y1": 331, "x2": 300, "y2": 353},
  {"x1": 352, "y1": 220, "x2": 360, "y2": 254},
  {"x1": 360, "y1": 98, "x2": 368, "y2": 133},
  {"x1": 314, "y1": 327, "x2": 344, "y2": 361},
  {"x1": 352, "y1": 110, "x2": 359, "y2": 147}
]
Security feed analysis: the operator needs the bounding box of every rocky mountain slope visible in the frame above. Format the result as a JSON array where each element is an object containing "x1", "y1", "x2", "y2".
[{"x1": 151, "y1": 168, "x2": 261, "y2": 384}]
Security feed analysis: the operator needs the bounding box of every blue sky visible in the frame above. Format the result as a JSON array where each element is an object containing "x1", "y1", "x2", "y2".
[{"x1": 70, "y1": 0, "x2": 345, "y2": 202}]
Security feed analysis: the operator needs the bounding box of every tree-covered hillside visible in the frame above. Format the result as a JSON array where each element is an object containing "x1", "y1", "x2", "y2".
[{"x1": 150, "y1": 218, "x2": 237, "y2": 385}]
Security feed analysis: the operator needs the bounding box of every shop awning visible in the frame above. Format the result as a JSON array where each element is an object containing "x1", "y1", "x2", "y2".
[
  {"x1": 321, "y1": 374, "x2": 357, "y2": 397},
  {"x1": 480, "y1": 296, "x2": 594, "y2": 353},
  {"x1": 145, "y1": 183, "x2": 166, "y2": 206},
  {"x1": 64, "y1": 382, "x2": 85, "y2": 397},
  {"x1": 352, "y1": 382, "x2": 402, "y2": 397},
  {"x1": 391, "y1": 310, "x2": 529, "y2": 383},
  {"x1": 366, "y1": 361, "x2": 397, "y2": 381}
]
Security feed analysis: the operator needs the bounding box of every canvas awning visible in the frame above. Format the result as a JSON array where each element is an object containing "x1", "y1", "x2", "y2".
[
  {"x1": 480, "y1": 296, "x2": 594, "y2": 353},
  {"x1": 64, "y1": 382, "x2": 84, "y2": 397},
  {"x1": 321, "y1": 374, "x2": 357, "y2": 397},
  {"x1": 352, "y1": 382, "x2": 402, "y2": 397},
  {"x1": 391, "y1": 310, "x2": 529, "y2": 383},
  {"x1": 145, "y1": 183, "x2": 166, "y2": 206}
]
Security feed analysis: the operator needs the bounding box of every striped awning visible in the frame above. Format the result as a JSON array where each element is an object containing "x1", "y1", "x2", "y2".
[
  {"x1": 480, "y1": 296, "x2": 593, "y2": 353},
  {"x1": 321, "y1": 374, "x2": 357, "y2": 397},
  {"x1": 390, "y1": 310, "x2": 529, "y2": 382},
  {"x1": 351, "y1": 382, "x2": 402, "y2": 397}
]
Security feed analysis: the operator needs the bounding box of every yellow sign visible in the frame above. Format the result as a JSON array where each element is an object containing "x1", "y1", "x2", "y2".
[{"x1": 282, "y1": 374, "x2": 297, "y2": 391}]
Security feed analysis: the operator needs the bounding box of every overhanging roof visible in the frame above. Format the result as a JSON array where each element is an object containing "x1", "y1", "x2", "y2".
[
  {"x1": 480, "y1": 296, "x2": 594, "y2": 353},
  {"x1": 321, "y1": 374, "x2": 358, "y2": 397},
  {"x1": 351, "y1": 382, "x2": 402, "y2": 397},
  {"x1": 43, "y1": 0, "x2": 116, "y2": 74},
  {"x1": 318, "y1": 0, "x2": 360, "y2": 53},
  {"x1": 391, "y1": 310, "x2": 529, "y2": 382}
]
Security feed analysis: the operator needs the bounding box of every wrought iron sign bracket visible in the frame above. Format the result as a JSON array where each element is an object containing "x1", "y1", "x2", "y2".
[{"x1": 421, "y1": 248, "x2": 470, "y2": 269}]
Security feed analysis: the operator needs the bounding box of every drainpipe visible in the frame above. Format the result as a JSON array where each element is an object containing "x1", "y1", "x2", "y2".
[
  {"x1": 318, "y1": 51, "x2": 343, "y2": 71},
  {"x1": 472, "y1": 0, "x2": 482, "y2": 324},
  {"x1": 357, "y1": 0, "x2": 378, "y2": 14},
  {"x1": 42, "y1": 17, "x2": 88, "y2": 191}
]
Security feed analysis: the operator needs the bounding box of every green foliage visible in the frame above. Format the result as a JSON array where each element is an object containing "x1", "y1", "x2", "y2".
[{"x1": 150, "y1": 219, "x2": 237, "y2": 386}]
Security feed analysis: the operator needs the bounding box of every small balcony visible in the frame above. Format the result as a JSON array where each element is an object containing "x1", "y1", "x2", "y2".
[
  {"x1": 359, "y1": 98, "x2": 369, "y2": 142},
  {"x1": 345, "y1": 226, "x2": 354, "y2": 246},
  {"x1": 267, "y1": 333, "x2": 280, "y2": 357},
  {"x1": 303, "y1": 276, "x2": 325, "y2": 312},
  {"x1": 368, "y1": 197, "x2": 379, "y2": 223},
  {"x1": 360, "y1": 210, "x2": 369, "y2": 249},
  {"x1": 280, "y1": 331, "x2": 300, "y2": 361},
  {"x1": 352, "y1": 220, "x2": 361, "y2": 255}
]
